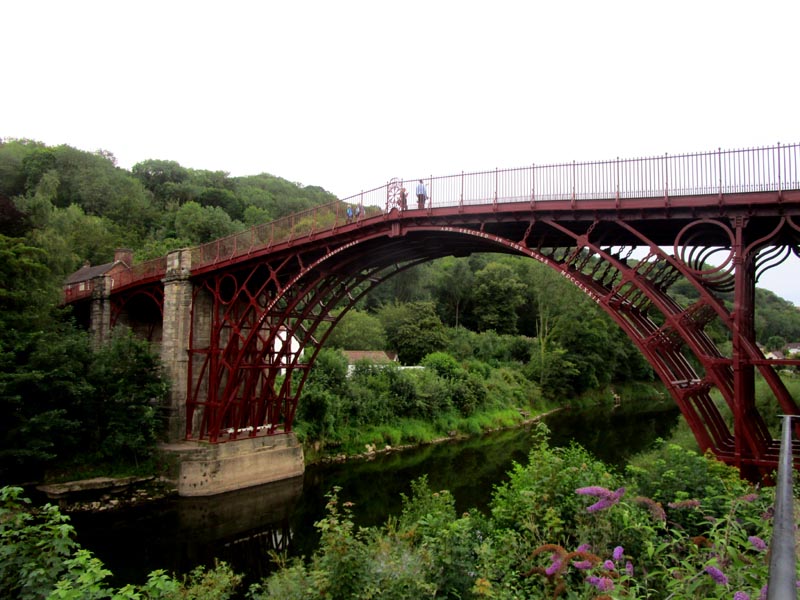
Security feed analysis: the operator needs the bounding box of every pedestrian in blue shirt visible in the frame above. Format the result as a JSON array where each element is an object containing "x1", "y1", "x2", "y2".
[{"x1": 416, "y1": 180, "x2": 427, "y2": 209}]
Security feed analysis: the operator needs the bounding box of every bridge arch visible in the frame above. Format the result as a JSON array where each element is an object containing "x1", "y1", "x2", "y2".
[
  {"x1": 187, "y1": 214, "x2": 798, "y2": 479},
  {"x1": 62, "y1": 144, "x2": 800, "y2": 481}
]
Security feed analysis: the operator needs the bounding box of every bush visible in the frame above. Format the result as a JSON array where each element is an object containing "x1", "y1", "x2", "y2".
[
  {"x1": 85, "y1": 331, "x2": 168, "y2": 463},
  {"x1": 421, "y1": 352, "x2": 464, "y2": 380},
  {"x1": 626, "y1": 441, "x2": 756, "y2": 535},
  {"x1": 0, "y1": 485, "x2": 243, "y2": 600}
]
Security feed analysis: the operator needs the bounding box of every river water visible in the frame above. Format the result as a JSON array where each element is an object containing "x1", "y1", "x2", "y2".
[{"x1": 70, "y1": 404, "x2": 680, "y2": 586}]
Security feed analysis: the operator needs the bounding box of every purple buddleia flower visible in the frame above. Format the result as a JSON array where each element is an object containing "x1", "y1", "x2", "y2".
[
  {"x1": 733, "y1": 592, "x2": 750, "y2": 600},
  {"x1": 587, "y1": 498, "x2": 616, "y2": 513},
  {"x1": 603, "y1": 559, "x2": 615, "y2": 571},
  {"x1": 748, "y1": 536, "x2": 767, "y2": 552},
  {"x1": 612, "y1": 545, "x2": 624, "y2": 561},
  {"x1": 582, "y1": 487, "x2": 625, "y2": 512},
  {"x1": 759, "y1": 584, "x2": 768, "y2": 600},
  {"x1": 586, "y1": 575, "x2": 614, "y2": 592},
  {"x1": 572, "y1": 560, "x2": 593, "y2": 570},
  {"x1": 576, "y1": 486, "x2": 616, "y2": 499},
  {"x1": 576, "y1": 543, "x2": 591, "y2": 552},
  {"x1": 597, "y1": 577, "x2": 614, "y2": 592},
  {"x1": 634, "y1": 496, "x2": 668, "y2": 521},
  {"x1": 546, "y1": 557, "x2": 562, "y2": 576},
  {"x1": 704, "y1": 565, "x2": 728, "y2": 586},
  {"x1": 625, "y1": 561, "x2": 634, "y2": 576}
]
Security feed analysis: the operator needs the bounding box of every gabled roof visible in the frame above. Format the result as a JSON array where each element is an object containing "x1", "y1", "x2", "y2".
[
  {"x1": 341, "y1": 350, "x2": 398, "y2": 364},
  {"x1": 64, "y1": 262, "x2": 115, "y2": 285}
]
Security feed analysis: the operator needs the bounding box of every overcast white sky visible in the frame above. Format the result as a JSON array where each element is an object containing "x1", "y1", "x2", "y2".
[{"x1": 2, "y1": 0, "x2": 799, "y2": 303}]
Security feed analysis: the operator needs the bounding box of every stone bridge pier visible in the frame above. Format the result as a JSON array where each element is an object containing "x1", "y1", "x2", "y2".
[{"x1": 89, "y1": 248, "x2": 304, "y2": 497}]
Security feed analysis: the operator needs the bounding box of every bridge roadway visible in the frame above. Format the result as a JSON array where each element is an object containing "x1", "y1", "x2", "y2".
[{"x1": 64, "y1": 144, "x2": 800, "y2": 494}]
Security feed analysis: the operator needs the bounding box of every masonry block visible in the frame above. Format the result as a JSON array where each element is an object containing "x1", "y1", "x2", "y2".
[{"x1": 177, "y1": 433, "x2": 305, "y2": 497}]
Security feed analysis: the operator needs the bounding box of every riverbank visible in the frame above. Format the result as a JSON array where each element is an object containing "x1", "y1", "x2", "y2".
[
  {"x1": 300, "y1": 380, "x2": 669, "y2": 465},
  {"x1": 30, "y1": 382, "x2": 670, "y2": 513},
  {"x1": 32, "y1": 475, "x2": 177, "y2": 513},
  {"x1": 29, "y1": 408, "x2": 548, "y2": 513},
  {"x1": 306, "y1": 407, "x2": 563, "y2": 466}
]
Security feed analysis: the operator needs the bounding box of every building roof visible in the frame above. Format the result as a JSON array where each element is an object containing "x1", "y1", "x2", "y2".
[
  {"x1": 64, "y1": 262, "x2": 116, "y2": 285},
  {"x1": 341, "y1": 350, "x2": 398, "y2": 364}
]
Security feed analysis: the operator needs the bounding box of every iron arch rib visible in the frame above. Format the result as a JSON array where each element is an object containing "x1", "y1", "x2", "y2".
[
  {"x1": 185, "y1": 215, "x2": 799, "y2": 481},
  {"x1": 186, "y1": 232, "x2": 456, "y2": 442}
]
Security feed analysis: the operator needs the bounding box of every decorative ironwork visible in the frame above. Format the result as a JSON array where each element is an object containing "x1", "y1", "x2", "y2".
[{"x1": 62, "y1": 144, "x2": 800, "y2": 480}]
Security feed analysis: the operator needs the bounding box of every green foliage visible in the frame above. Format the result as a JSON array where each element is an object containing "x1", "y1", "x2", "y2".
[
  {"x1": 83, "y1": 331, "x2": 169, "y2": 463},
  {"x1": 296, "y1": 347, "x2": 533, "y2": 455},
  {"x1": 174, "y1": 201, "x2": 242, "y2": 244},
  {"x1": 377, "y1": 302, "x2": 448, "y2": 365},
  {"x1": 257, "y1": 431, "x2": 783, "y2": 600},
  {"x1": 420, "y1": 351, "x2": 464, "y2": 380},
  {"x1": 490, "y1": 424, "x2": 623, "y2": 545},
  {"x1": 0, "y1": 139, "x2": 41, "y2": 197},
  {"x1": 471, "y1": 262, "x2": 527, "y2": 334},
  {"x1": 525, "y1": 341, "x2": 580, "y2": 401},
  {"x1": 0, "y1": 487, "x2": 78, "y2": 600},
  {"x1": 3, "y1": 423, "x2": 789, "y2": 600},
  {"x1": 324, "y1": 309, "x2": 387, "y2": 350},
  {"x1": 0, "y1": 235, "x2": 59, "y2": 320},
  {"x1": 625, "y1": 441, "x2": 754, "y2": 534},
  {"x1": 1, "y1": 485, "x2": 243, "y2": 600},
  {"x1": 428, "y1": 256, "x2": 474, "y2": 327},
  {"x1": 0, "y1": 316, "x2": 168, "y2": 482}
]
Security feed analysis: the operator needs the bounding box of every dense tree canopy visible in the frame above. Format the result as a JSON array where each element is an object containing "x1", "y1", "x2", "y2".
[{"x1": 0, "y1": 138, "x2": 339, "y2": 275}]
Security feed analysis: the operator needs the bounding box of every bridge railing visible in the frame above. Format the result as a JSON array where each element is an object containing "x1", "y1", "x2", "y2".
[
  {"x1": 422, "y1": 143, "x2": 800, "y2": 206},
  {"x1": 189, "y1": 195, "x2": 387, "y2": 268},
  {"x1": 63, "y1": 256, "x2": 168, "y2": 302},
  {"x1": 188, "y1": 143, "x2": 798, "y2": 270},
  {"x1": 63, "y1": 144, "x2": 798, "y2": 285}
]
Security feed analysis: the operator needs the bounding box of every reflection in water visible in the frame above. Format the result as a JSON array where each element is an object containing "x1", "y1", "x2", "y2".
[
  {"x1": 70, "y1": 475, "x2": 302, "y2": 586},
  {"x1": 71, "y1": 405, "x2": 679, "y2": 586}
]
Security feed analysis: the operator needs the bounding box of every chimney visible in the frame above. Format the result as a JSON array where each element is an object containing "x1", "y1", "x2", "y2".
[{"x1": 114, "y1": 248, "x2": 133, "y2": 267}]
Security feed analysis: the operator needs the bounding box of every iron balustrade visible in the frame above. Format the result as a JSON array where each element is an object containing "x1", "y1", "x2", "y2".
[{"x1": 63, "y1": 143, "x2": 800, "y2": 298}]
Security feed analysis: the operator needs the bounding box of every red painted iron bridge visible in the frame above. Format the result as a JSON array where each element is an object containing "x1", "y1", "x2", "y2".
[{"x1": 64, "y1": 144, "x2": 800, "y2": 482}]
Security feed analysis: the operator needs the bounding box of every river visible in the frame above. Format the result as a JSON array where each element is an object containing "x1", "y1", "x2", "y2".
[{"x1": 70, "y1": 404, "x2": 680, "y2": 586}]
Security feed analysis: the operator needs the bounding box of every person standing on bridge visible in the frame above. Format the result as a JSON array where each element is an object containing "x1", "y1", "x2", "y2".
[{"x1": 416, "y1": 179, "x2": 428, "y2": 209}]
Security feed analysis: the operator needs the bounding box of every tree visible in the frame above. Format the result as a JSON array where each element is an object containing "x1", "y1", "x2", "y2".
[
  {"x1": 49, "y1": 145, "x2": 157, "y2": 237},
  {"x1": 324, "y1": 309, "x2": 387, "y2": 350},
  {"x1": 131, "y1": 158, "x2": 190, "y2": 202},
  {"x1": 0, "y1": 139, "x2": 43, "y2": 197},
  {"x1": 174, "y1": 201, "x2": 241, "y2": 243},
  {"x1": 0, "y1": 194, "x2": 28, "y2": 237},
  {"x1": 472, "y1": 262, "x2": 526, "y2": 334},
  {"x1": 0, "y1": 235, "x2": 58, "y2": 329},
  {"x1": 84, "y1": 331, "x2": 168, "y2": 463},
  {"x1": 378, "y1": 302, "x2": 449, "y2": 364},
  {"x1": 429, "y1": 257, "x2": 474, "y2": 327}
]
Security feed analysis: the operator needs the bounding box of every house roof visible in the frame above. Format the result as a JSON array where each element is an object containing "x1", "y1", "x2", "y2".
[
  {"x1": 341, "y1": 350, "x2": 398, "y2": 364},
  {"x1": 64, "y1": 262, "x2": 116, "y2": 284}
]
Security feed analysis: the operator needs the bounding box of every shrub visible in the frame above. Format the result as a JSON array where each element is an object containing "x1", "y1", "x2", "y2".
[{"x1": 421, "y1": 352, "x2": 464, "y2": 380}]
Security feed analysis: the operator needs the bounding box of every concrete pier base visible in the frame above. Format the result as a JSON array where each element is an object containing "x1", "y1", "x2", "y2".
[{"x1": 170, "y1": 433, "x2": 305, "y2": 497}]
